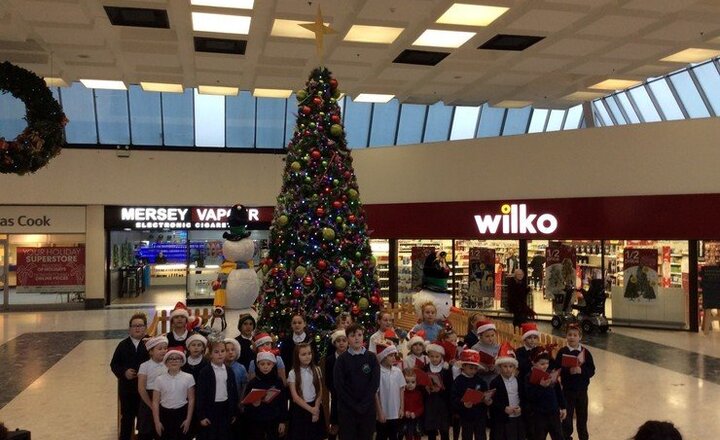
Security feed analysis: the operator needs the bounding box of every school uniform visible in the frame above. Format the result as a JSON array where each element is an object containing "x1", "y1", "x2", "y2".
[
  {"x1": 470, "y1": 342, "x2": 500, "y2": 387},
  {"x1": 235, "y1": 334, "x2": 255, "y2": 370},
  {"x1": 334, "y1": 346, "x2": 381, "y2": 440},
  {"x1": 244, "y1": 370, "x2": 288, "y2": 440},
  {"x1": 524, "y1": 372, "x2": 566, "y2": 440},
  {"x1": 110, "y1": 336, "x2": 149, "y2": 440},
  {"x1": 555, "y1": 345, "x2": 595, "y2": 440},
  {"x1": 228, "y1": 362, "x2": 249, "y2": 438},
  {"x1": 377, "y1": 365, "x2": 406, "y2": 440},
  {"x1": 404, "y1": 353, "x2": 429, "y2": 370},
  {"x1": 324, "y1": 349, "x2": 342, "y2": 439},
  {"x1": 152, "y1": 371, "x2": 195, "y2": 440},
  {"x1": 166, "y1": 331, "x2": 189, "y2": 351},
  {"x1": 462, "y1": 332, "x2": 479, "y2": 351},
  {"x1": 181, "y1": 356, "x2": 208, "y2": 438},
  {"x1": 489, "y1": 374, "x2": 526, "y2": 440},
  {"x1": 137, "y1": 359, "x2": 168, "y2": 440},
  {"x1": 279, "y1": 332, "x2": 312, "y2": 371},
  {"x1": 196, "y1": 362, "x2": 238, "y2": 440},
  {"x1": 248, "y1": 355, "x2": 286, "y2": 376},
  {"x1": 452, "y1": 372, "x2": 489, "y2": 440},
  {"x1": 404, "y1": 387, "x2": 424, "y2": 440},
  {"x1": 288, "y1": 366, "x2": 325, "y2": 440},
  {"x1": 424, "y1": 363, "x2": 454, "y2": 440}
]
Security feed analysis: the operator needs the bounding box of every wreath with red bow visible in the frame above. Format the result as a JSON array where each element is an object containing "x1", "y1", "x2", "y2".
[{"x1": 0, "y1": 61, "x2": 67, "y2": 175}]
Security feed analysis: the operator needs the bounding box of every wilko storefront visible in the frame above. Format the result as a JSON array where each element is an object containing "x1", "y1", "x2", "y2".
[{"x1": 0, "y1": 205, "x2": 87, "y2": 310}]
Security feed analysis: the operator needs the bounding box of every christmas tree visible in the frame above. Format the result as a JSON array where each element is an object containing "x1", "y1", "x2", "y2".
[{"x1": 257, "y1": 67, "x2": 382, "y2": 340}]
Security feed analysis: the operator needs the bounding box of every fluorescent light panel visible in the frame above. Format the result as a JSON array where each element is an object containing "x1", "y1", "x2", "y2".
[
  {"x1": 140, "y1": 82, "x2": 184, "y2": 93},
  {"x1": 495, "y1": 100, "x2": 532, "y2": 108},
  {"x1": 354, "y1": 93, "x2": 394, "y2": 103},
  {"x1": 271, "y1": 19, "x2": 329, "y2": 39},
  {"x1": 80, "y1": 79, "x2": 127, "y2": 90},
  {"x1": 198, "y1": 85, "x2": 239, "y2": 96},
  {"x1": 436, "y1": 3, "x2": 509, "y2": 26},
  {"x1": 413, "y1": 29, "x2": 476, "y2": 48},
  {"x1": 190, "y1": 0, "x2": 254, "y2": 9},
  {"x1": 590, "y1": 79, "x2": 641, "y2": 91},
  {"x1": 661, "y1": 48, "x2": 720, "y2": 63},
  {"x1": 562, "y1": 91, "x2": 607, "y2": 101},
  {"x1": 192, "y1": 12, "x2": 251, "y2": 35},
  {"x1": 344, "y1": 25, "x2": 404, "y2": 44},
  {"x1": 44, "y1": 77, "x2": 68, "y2": 87},
  {"x1": 253, "y1": 88, "x2": 292, "y2": 98}
]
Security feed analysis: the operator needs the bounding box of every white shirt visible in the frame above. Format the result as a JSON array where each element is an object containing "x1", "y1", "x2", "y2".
[
  {"x1": 138, "y1": 359, "x2": 167, "y2": 390},
  {"x1": 503, "y1": 375, "x2": 521, "y2": 417},
  {"x1": 429, "y1": 362, "x2": 447, "y2": 373},
  {"x1": 130, "y1": 337, "x2": 141, "y2": 349},
  {"x1": 287, "y1": 366, "x2": 318, "y2": 402},
  {"x1": 187, "y1": 355, "x2": 203, "y2": 366},
  {"x1": 378, "y1": 366, "x2": 406, "y2": 420},
  {"x1": 293, "y1": 332, "x2": 307, "y2": 344},
  {"x1": 172, "y1": 330, "x2": 189, "y2": 341},
  {"x1": 212, "y1": 362, "x2": 229, "y2": 402},
  {"x1": 153, "y1": 371, "x2": 195, "y2": 409},
  {"x1": 368, "y1": 330, "x2": 384, "y2": 353}
]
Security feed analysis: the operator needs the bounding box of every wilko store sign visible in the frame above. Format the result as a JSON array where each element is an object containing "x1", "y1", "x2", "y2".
[
  {"x1": 474, "y1": 204, "x2": 558, "y2": 235},
  {"x1": 16, "y1": 247, "x2": 86, "y2": 293},
  {"x1": 106, "y1": 206, "x2": 271, "y2": 230}
]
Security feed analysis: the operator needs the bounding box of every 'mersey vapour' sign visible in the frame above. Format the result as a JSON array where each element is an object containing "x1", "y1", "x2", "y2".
[
  {"x1": 108, "y1": 206, "x2": 267, "y2": 230},
  {"x1": 474, "y1": 204, "x2": 558, "y2": 235}
]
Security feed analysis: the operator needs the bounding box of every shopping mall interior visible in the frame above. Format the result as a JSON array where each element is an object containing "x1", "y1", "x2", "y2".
[{"x1": 3, "y1": 0, "x2": 720, "y2": 439}]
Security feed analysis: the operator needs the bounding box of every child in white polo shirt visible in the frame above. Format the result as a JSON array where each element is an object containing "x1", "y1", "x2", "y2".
[
  {"x1": 137, "y1": 336, "x2": 168, "y2": 440},
  {"x1": 152, "y1": 348, "x2": 195, "y2": 439},
  {"x1": 375, "y1": 344, "x2": 406, "y2": 440}
]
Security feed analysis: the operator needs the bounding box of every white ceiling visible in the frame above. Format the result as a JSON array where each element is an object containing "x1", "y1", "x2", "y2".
[{"x1": 1, "y1": 0, "x2": 720, "y2": 108}]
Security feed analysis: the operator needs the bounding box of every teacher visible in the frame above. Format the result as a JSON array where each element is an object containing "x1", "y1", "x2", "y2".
[{"x1": 506, "y1": 269, "x2": 535, "y2": 327}]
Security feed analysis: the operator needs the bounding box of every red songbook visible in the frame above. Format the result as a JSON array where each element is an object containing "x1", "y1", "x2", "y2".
[
  {"x1": 529, "y1": 367, "x2": 560, "y2": 385},
  {"x1": 241, "y1": 388, "x2": 280, "y2": 405},
  {"x1": 414, "y1": 368, "x2": 430, "y2": 387},
  {"x1": 428, "y1": 373, "x2": 444, "y2": 390},
  {"x1": 561, "y1": 354, "x2": 580, "y2": 368},
  {"x1": 461, "y1": 388, "x2": 495, "y2": 405},
  {"x1": 478, "y1": 351, "x2": 495, "y2": 366}
]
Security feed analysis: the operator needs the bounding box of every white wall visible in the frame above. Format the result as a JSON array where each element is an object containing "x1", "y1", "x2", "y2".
[{"x1": 1, "y1": 118, "x2": 719, "y2": 205}]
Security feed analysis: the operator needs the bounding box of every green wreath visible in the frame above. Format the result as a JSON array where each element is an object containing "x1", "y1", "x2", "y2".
[{"x1": 0, "y1": 61, "x2": 67, "y2": 175}]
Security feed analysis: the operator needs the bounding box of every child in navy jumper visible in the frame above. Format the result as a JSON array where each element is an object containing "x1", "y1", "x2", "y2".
[
  {"x1": 235, "y1": 313, "x2": 256, "y2": 370},
  {"x1": 525, "y1": 349, "x2": 566, "y2": 440},
  {"x1": 334, "y1": 323, "x2": 381, "y2": 440},
  {"x1": 452, "y1": 349, "x2": 492, "y2": 440},
  {"x1": 196, "y1": 341, "x2": 238, "y2": 440},
  {"x1": 423, "y1": 343, "x2": 453, "y2": 440},
  {"x1": 489, "y1": 343, "x2": 525, "y2": 440},
  {"x1": 554, "y1": 325, "x2": 595, "y2": 440},
  {"x1": 182, "y1": 334, "x2": 209, "y2": 383},
  {"x1": 279, "y1": 314, "x2": 314, "y2": 372},
  {"x1": 324, "y1": 329, "x2": 348, "y2": 440},
  {"x1": 243, "y1": 348, "x2": 288, "y2": 440}
]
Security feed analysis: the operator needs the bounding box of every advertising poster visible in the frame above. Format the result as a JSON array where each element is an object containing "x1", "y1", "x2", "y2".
[
  {"x1": 411, "y1": 246, "x2": 435, "y2": 290},
  {"x1": 545, "y1": 243, "x2": 576, "y2": 299},
  {"x1": 468, "y1": 247, "x2": 495, "y2": 307},
  {"x1": 623, "y1": 248, "x2": 658, "y2": 302},
  {"x1": 700, "y1": 266, "x2": 720, "y2": 309},
  {"x1": 16, "y1": 247, "x2": 86, "y2": 293}
]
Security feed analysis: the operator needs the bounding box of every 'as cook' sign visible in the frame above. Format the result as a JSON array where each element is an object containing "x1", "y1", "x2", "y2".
[{"x1": 0, "y1": 206, "x2": 86, "y2": 233}]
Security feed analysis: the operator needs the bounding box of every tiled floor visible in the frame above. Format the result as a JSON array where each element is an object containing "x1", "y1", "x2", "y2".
[{"x1": 1, "y1": 309, "x2": 718, "y2": 440}]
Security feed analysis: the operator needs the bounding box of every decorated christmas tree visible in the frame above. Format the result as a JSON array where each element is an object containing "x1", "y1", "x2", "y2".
[{"x1": 257, "y1": 67, "x2": 382, "y2": 340}]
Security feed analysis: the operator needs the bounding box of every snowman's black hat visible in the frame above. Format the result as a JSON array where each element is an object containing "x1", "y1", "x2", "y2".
[{"x1": 223, "y1": 205, "x2": 251, "y2": 241}]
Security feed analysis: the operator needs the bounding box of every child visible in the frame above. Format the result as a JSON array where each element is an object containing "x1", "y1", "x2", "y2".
[
  {"x1": 248, "y1": 332, "x2": 287, "y2": 383},
  {"x1": 462, "y1": 314, "x2": 481, "y2": 349},
  {"x1": 515, "y1": 322, "x2": 540, "y2": 383},
  {"x1": 183, "y1": 334, "x2": 209, "y2": 383},
  {"x1": 471, "y1": 320, "x2": 500, "y2": 386},
  {"x1": 555, "y1": 324, "x2": 595, "y2": 440},
  {"x1": 224, "y1": 338, "x2": 249, "y2": 438},
  {"x1": 166, "y1": 302, "x2": 191, "y2": 349},
  {"x1": 525, "y1": 348, "x2": 566, "y2": 440},
  {"x1": 244, "y1": 348, "x2": 288, "y2": 440},
  {"x1": 369, "y1": 311, "x2": 394, "y2": 353},
  {"x1": 404, "y1": 335, "x2": 428, "y2": 370},
  {"x1": 411, "y1": 302, "x2": 443, "y2": 342},
  {"x1": 402, "y1": 368, "x2": 424, "y2": 440},
  {"x1": 324, "y1": 329, "x2": 347, "y2": 440},
  {"x1": 489, "y1": 343, "x2": 525, "y2": 440},
  {"x1": 436, "y1": 328, "x2": 459, "y2": 367},
  {"x1": 452, "y1": 349, "x2": 492, "y2": 440},
  {"x1": 279, "y1": 314, "x2": 313, "y2": 371},
  {"x1": 196, "y1": 341, "x2": 238, "y2": 440},
  {"x1": 288, "y1": 342, "x2": 325, "y2": 440},
  {"x1": 334, "y1": 323, "x2": 381, "y2": 440},
  {"x1": 375, "y1": 344, "x2": 406, "y2": 440},
  {"x1": 326, "y1": 312, "x2": 353, "y2": 359},
  {"x1": 235, "y1": 313, "x2": 257, "y2": 370},
  {"x1": 137, "y1": 336, "x2": 169, "y2": 440},
  {"x1": 423, "y1": 343, "x2": 453, "y2": 440},
  {"x1": 152, "y1": 348, "x2": 195, "y2": 440}
]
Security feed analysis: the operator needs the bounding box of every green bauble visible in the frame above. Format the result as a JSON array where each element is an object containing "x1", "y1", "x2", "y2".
[
  {"x1": 277, "y1": 215, "x2": 289, "y2": 226},
  {"x1": 330, "y1": 124, "x2": 343, "y2": 137},
  {"x1": 369, "y1": 255, "x2": 377, "y2": 267},
  {"x1": 347, "y1": 188, "x2": 358, "y2": 200},
  {"x1": 322, "y1": 227, "x2": 336, "y2": 240},
  {"x1": 305, "y1": 176, "x2": 312, "y2": 183},
  {"x1": 295, "y1": 266, "x2": 306, "y2": 277},
  {"x1": 334, "y1": 277, "x2": 347, "y2": 290},
  {"x1": 358, "y1": 297, "x2": 369, "y2": 310},
  {"x1": 291, "y1": 161, "x2": 301, "y2": 171},
  {"x1": 296, "y1": 90, "x2": 307, "y2": 100}
]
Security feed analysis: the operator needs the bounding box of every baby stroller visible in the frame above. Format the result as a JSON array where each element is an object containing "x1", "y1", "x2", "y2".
[{"x1": 550, "y1": 280, "x2": 609, "y2": 333}]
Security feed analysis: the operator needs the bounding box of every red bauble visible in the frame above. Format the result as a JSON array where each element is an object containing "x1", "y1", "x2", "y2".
[
  {"x1": 316, "y1": 207, "x2": 325, "y2": 216},
  {"x1": 313, "y1": 97, "x2": 322, "y2": 106},
  {"x1": 354, "y1": 269, "x2": 363, "y2": 278},
  {"x1": 336, "y1": 291, "x2": 345, "y2": 301},
  {"x1": 324, "y1": 187, "x2": 331, "y2": 194},
  {"x1": 311, "y1": 149, "x2": 321, "y2": 159},
  {"x1": 343, "y1": 171, "x2": 351, "y2": 179},
  {"x1": 331, "y1": 114, "x2": 341, "y2": 124},
  {"x1": 348, "y1": 214, "x2": 356, "y2": 223},
  {"x1": 332, "y1": 201, "x2": 342, "y2": 209},
  {"x1": 330, "y1": 79, "x2": 338, "y2": 89},
  {"x1": 301, "y1": 106, "x2": 312, "y2": 115},
  {"x1": 303, "y1": 276, "x2": 313, "y2": 286},
  {"x1": 324, "y1": 279, "x2": 333, "y2": 288},
  {"x1": 270, "y1": 268, "x2": 278, "y2": 276},
  {"x1": 351, "y1": 305, "x2": 360, "y2": 315},
  {"x1": 293, "y1": 288, "x2": 302, "y2": 298},
  {"x1": 269, "y1": 299, "x2": 277, "y2": 308},
  {"x1": 266, "y1": 258, "x2": 273, "y2": 266},
  {"x1": 370, "y1": 295, "x2": 380, "y2": 305},
  {"x1": 317, "y1": 260, "x2": 328, "y2": 270}
]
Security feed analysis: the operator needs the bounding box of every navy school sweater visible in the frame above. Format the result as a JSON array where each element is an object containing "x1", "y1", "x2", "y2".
[
  {"x1": 555, "y1": 346, "x2": 595, "y2": 392},
  {"x1": 333, "y1": 349, "x2": 380, "y2": 416},
  {"x1": 524, "y1": 373, "x2": 566, "y2": 415},
  {"x1": 243, "y1": 370, "x2": 289, "y2": 423},
  {"x1": 451, "y1": 373, "x2": 489, "y2": 421}
]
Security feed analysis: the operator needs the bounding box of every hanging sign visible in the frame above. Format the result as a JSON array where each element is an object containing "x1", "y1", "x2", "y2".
[
  {"x1": 545, "y1": 243, "x2": 576, "y2": 299},
  {"x1": 468, "y1": 247, "x2": 496, "y2": 304},
  {"x1": 411, "y1": 246, "x2": 435, "y2": 291},
  {"x1": 623, "y1": 248, "x2": 658, "y2": 302}
]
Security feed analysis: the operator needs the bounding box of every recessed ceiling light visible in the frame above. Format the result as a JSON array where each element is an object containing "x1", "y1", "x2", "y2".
[
  {"x1": 190, "y1": 0, "x2": 254, "y2": 9},
  {"x1": 354, "y1": 93, "x2": 395, "y2": 103},
  {"x1": 344, "y1": 25, "x2": 404, "y2": 44},
  {"x1": 589, "y1": 79, "x2": 642, "y2": 91},
  {"x1": 253, "y1": 88, "x2": 292, "y2": 98},
  {"x1": 44, "y1": 77, "x2": 68, "y2": 87},
  {"x1": 271, "y1": 19, "x2": 330, "y2": 39},
  {"x1": 413, "y1": 29, "x2": 476, "y2": 48},
  {"x1": 80, "y1": 79, "x2": 127, "y2": 90},
  {"x1": 140, "y1": 82, "x2": 184, "y2": 93},
  {"x1": 198, "y1": 85, "x2": 239, "y2": 96},
  {"x1": 495, "y1": 100, "x2": 533, "y2": 108},
  {"x1": 192, "y1": 12, "x2": 251, "y2": 35},
  {"x1": 661, "y1": 48, "x2": 720, "y2": 63},
  {"x1": 562, "y1": 91, "x2": 607, "y2": 101},
  {"x1": 436, "y1": 3, "x2": 509, "y2": 26}
]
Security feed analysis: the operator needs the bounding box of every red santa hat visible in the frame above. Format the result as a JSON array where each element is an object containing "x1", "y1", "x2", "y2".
[
  {"x1": 495, "y1": 342, "x2": 518, "y2": 367},
  {"x1": 163, "y1": 347, "x2": 187, "y2": 366},
  {"x1": 256, "y1": 347, "x2": 277, "y2": 364},
  {"x1": 520, "y1": 322, "x2": 540, "y2": 340},
  {"x1": 475, "y1": 319, "x2": 496, "y2": 335},
  {"x1": 407, "y1": 335, "x2": 426, "y2": 349},
  {"x1": 459, "y1": 349, "x2": 481, "y2": 367},
  {"x1": 426, "y1": 343, "x2": 445, "y2": 356},
  {"x1": 145, "y1": 335, "x2": 169, "y2": 351},
  {"x1": 185, "y1": 333, "x2": 208, "y2": 348},
  {"x1": 254, "y1": 332, "x2": 273, "y2": 348},
  {"x1": 331, "y1": 329, "x2": 347, "y2": 344},
  {"x1": 376, "y1": 343, "x2": 399, "y2": 363},
  {"x1": 384, "y1": 328, "x2": 399, "y2": 340},
  {"x1": 170, "y1": 302, "x2": 190, "y2": 319}
]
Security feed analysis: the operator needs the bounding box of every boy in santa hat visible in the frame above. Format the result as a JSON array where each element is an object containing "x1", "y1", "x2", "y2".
[
  {"x1": 248, "y1": 332, "x2": 287, "y2": 384},
  {"x1": 470, "y1": 320, "x2": 500, "y2": 387},
  {"x1": 489, "y1": 343, "x2": 525, "y2": 440},
  {"x1": 166, "y1": 302, "x2": 191, "y2": 349},
  {"x1": 514, "y1": 322, "x2": 540, "y2": 382},
  {"x1": 451, "y1": 349, "x2": 492, "y2": 440}
]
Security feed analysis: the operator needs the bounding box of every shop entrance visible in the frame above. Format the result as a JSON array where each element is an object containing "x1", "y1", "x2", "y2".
[{"x1": 1, "y1": 239, "x2": 8, "y2": 310}]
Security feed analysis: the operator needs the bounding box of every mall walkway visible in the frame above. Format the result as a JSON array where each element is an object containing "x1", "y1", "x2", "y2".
[{"x1": 0, "y1": 309, "x2": 718, "y2": 440}]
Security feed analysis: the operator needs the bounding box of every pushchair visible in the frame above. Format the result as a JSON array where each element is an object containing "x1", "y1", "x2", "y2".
[{"x1": 550, "y1": 279, "x2": 609, "y2": 333}]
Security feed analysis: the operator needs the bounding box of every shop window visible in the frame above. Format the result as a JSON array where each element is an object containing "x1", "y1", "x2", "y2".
[
  {"x1": 423, "y1": 102, "x2": 453, "y2": 143},
  {"x1": 669, "y1": 71, "x2": 710, "y2": 118},
  {"x1": 503, "y1": 107, "x2": 532, "y2": 136},
  {"x1": 194, "y1": 90, "x2": 226, "y2": 147},
  {"x1": 256, "y1": 97, "x2": 286, "y2": 149},
  {"x1": 369, "y1": 99, "x2": 400, "y2": 147},
  {"x1": 343, "y1": 99, "x2": 372, "y2": 148},
  {"x1": 397, "y1": 239, "x2": 454, "y2": 304},
  {"x1": 60, "y1": 82, "x2": 98, "y2": 143},
  {"x1": 226, "y1": 91, "x2": 256, "y2": 148},
  {"x1": 450, "y1": 105, "x2": 480, "y2": 140},
  {"x1": 162, "y1": 89, "x2": 194, "y2": 146},
  {"x1": 370, "y1": 240, "x2": 390, "y2": 301},
  {"x1": 128, "y1": 85, "x2": 163, "y2": 146},
  {"x1": 455, "y1": 240, "x2": 519, "y2": 313},
  {"x1": 396, "y1": 104, "x2": 426, "y2": 145}
]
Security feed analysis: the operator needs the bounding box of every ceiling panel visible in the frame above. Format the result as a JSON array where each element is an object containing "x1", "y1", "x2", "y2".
[
  {"x1": 506, "y1": 9, "x2": 587, "y2": 33},
  {"x1": 578, "y1": 15, "x2": 657, "y2": 37}
]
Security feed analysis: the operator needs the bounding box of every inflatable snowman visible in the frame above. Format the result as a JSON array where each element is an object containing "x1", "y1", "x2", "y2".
[
  {"x1": 413, "y1": 251, "x2": 457, "y2": 321},
  {"x1": 212, "y1": 205, "x2": 261, "y2": 321}
]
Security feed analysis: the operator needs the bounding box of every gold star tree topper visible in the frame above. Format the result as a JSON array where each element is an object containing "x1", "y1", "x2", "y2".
[{"x1": 300, "y1": 6, "x2": 336, "y2": 58}]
